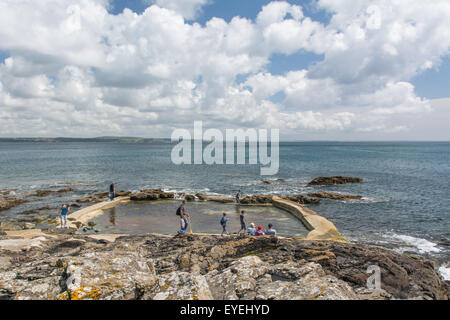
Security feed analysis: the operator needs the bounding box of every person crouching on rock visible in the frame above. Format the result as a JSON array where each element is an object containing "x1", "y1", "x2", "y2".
[
  {"x1": 109, "y1": 182, "x2": 115, "y2": 201},
  {"x1": 247, "y1": 222, "x2": 256, "y2": 236},
  {"x1": 59, "y1": 204, "x2": 68, "y2": 229},
  {"x1": 255, "y1": 225, "x2": 265, "y2": 236},
  {"x1": 220, "y1": 212, "x2": 229, "y2": 236},
  {"x1": 265, "y1": 223, "x2": 277, "y2": 235},
  {"x1": 177, "y1": 200, "x2": 190, "y2": 234}
]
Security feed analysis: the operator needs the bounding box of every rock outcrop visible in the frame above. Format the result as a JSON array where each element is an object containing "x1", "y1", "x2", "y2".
[
  {"x1": 307, "y1": 191, "x2": 363, "y2": 201},
  {"x1": 130, "y1": 189, "x2": 174, "y2": 201},
  {"x1": 239, "y1": 194, "x2": 320, "y2": 205},
  {"x1": 29, "y1": 188, "x2": 77, "y2": 197},
  {"x1": 0, "y1": 234, "x2": 447, "y2": 300},
  {"x1": 77, "y1": 191, "x2": 131, "y2": 203},
  {"x1": 0, "y1": 196, "x2": 28, "y2": 211},
  {"x1": 307, "y1": 176, "x2": 364, "y2": 186}
]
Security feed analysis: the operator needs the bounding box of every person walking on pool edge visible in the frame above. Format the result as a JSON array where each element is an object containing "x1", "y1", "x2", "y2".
[
  {"x1": 220, "y1": 212, "x2": 229, "y2": 236},
  {"x1": 237, "y1": 210, "x2": 247, "y2": 235},
  {"x1": 109, "y1": 182, "x2": 115, "y2": 201},
  {"x1": 177, "y1": 200, "x2": 190, "y2": 234}
]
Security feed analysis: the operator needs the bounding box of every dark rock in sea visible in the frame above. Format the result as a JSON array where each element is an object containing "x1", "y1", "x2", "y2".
[
  {"x1": 262, "y1": 180, "x2": 271, "y2": 184},
  {"x1": 22, "y1": 206, "x2": 55, "y2": 215},
  {"x1": 240, "y1": 195, "x2": 273, "y2": 204},
  {"x1": 130, "y1": 189, "x2": 174, "y2": 201},
  {"x1": 70, "y1": 203, "x2": 81, "y2": 208},
  {"x1": 307, "y1": 176, "x2": 364, "y2": 186},
  {"x1": 195, "y1": 193, "x2": 208, "y2": 201},
  {"x1": 184, "y1": 194, "x2": 195, "y2": 201},
  {"x1": 239, "y1": 194, "x2": 319, "y2": 205},
  {"x1": 281, "y1": 195, "x2": 321, "y2": 205},
  {"x1": 56, "y1": 188, "x2": 76, "y2": 193},
  {"x1": 0, "y1": 197, "x2": 28, "y2": 211},
  {"x1": 307, "y1": 191, "x2": 363, "y2": 201},
  {"x1": 77, "y1": 192, "x2": 109, "y2": 203},
  {"x1": 30, "y1": 188, "x2": 77, "y2": 198},
  {"x1": 0, "y1": 234, "x2": 447, "y2": 300}
]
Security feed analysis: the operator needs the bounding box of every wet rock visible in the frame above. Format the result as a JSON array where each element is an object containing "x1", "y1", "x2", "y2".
[
  {"x1": 195, "y1": 193, "x2": 208, "y2": 201},
  {"x1": 239, "y1": 194, "x2": 319, "y2": 205},
  {"x1": 184, "y1": 194, "x2": 195, "y2": 201},
  {"x1": 130, "y1": 189, "x2": 174, "y2": 201},
  {"x1": 56, "y1": 188, "x2": 76, "y2": 193},
  {"x1": 0, "y1": 197, "x2": 28, "y2": 211},
  {"x1": 281, "y1": 195, "x2": 320, "y2": 205},
  {"x1": 307, "y1": 176, "x2": 364, "y2": 186},
  {"x1": 22, "y1": 206, "x2": 55, "y2": 215},
  {"x1": 30, "y1": 188, "x2": 77, "y2": 198},
  {"x1": 77, "y1": 192, "x2": 109, "y2": 203},
  {"x1": 240, "y1": 195, "x2": 273, "y2": 204},
  {"x1": 307, "y1": 191, "x2": 363, "y2": 201}
]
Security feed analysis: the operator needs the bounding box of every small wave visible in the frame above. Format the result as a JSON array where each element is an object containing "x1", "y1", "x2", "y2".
[
  {"x1": 438, "y1": 265, "x2": 450, "y2": 281},
  {"x1": 384, "y1": 233, "x2": 441, "y2": 254}
]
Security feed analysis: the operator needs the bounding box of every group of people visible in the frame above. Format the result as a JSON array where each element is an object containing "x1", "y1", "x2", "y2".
[{"x1": 220, "y1": 210, "x2": 277, "y2": 236}]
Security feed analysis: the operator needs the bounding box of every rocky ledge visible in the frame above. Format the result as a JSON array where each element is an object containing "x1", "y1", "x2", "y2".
[
  {"x1": 307, "y1": 191, "x2": 363, "y2": 201},
  {"x1": 0, "y1": 233, "x2": 447, "y2": 300},
  {"x1": 130, "y1": 189, "x2": 175, "y2": 201},
  {"x1": 307, "y1": 176, "x2": 364, "y2": 186},
  {"x1": 0, "y1": 196, "x2": 28, "y2": 212}
]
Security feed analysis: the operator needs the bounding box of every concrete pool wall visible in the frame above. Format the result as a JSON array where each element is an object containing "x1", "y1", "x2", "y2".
[{"x1": 64, "y1": 195, "x2": 347, "y2": 241}]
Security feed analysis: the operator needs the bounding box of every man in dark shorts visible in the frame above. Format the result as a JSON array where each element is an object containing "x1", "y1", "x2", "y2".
[
  {"x1": 238, "y1": 210, "x2": 246, "y2": 235},
  {"x1": 235, "y1": 190, "x2": 241, "y2": 203},
  {"x1": 177, "y1": 200, "x2": 190, "y2": 234}
]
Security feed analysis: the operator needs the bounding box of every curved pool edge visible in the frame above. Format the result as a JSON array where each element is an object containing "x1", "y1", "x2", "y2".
[
  {"x1": 272, "y1": 196, "x2": 348, "y2": 242},
  {"x1": 66, "y1": 196, "x2": 346, "y2": 242}
]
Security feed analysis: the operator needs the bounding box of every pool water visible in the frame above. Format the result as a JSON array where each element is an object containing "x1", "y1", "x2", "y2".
[{"x1": 93, "y1": 200, "x2": 309, "y2": 236}]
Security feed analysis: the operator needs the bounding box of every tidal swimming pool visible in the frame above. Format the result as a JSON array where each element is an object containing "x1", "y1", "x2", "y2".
[{"x1": 92, "y1": 200, "x2": 309, "y2": 236}]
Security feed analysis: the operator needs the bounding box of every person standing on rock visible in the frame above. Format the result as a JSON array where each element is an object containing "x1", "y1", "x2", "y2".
[
  {"x1": 237, "y1": 210, "x2": 247, "y2": 235},
  {"x1": 59, "y1": 204, "x2": 68, "y2": 229},
  {"x1": 109, "y1": 182, "x2": 115, "y2": 201}
]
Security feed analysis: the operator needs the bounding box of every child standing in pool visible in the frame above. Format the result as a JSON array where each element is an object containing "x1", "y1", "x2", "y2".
[{"x1": 220, "y1": 212, "x2": 229, "y2": 236}]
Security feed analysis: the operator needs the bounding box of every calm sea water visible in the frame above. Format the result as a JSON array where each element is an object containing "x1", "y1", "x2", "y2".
[{"x1": 0, "y1": 141, "x2": 449, "y2": 277}]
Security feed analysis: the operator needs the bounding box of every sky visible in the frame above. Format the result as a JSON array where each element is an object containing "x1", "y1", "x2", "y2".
[{"x1": 0, "y1": 0, "x2": 449, "y2": 140}]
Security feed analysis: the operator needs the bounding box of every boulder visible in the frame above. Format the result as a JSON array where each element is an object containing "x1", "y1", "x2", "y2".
[{"x1": 307, "y1": 176, "x2": 364, "y2": 186}]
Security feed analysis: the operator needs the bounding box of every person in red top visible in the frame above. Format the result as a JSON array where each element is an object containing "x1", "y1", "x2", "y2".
[{"x1": 255, "y1": 225, "x2": 265, "y2": 236}]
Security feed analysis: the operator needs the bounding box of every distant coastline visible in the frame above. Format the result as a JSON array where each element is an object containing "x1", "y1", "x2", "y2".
[{"x1": 0, "y1": 137, "x2": 171, "y2": 143}]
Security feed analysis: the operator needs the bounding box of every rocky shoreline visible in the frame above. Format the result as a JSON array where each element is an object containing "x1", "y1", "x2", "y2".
[
  {"x1": 0, "y1": 233, "x2": 447, "y2": 300},
  {"x1": 0, "y1": 177, "x2": 449, "y2": 300}
]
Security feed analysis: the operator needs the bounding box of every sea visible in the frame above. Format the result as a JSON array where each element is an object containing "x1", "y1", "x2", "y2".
[{"x1": 0, "y1": 140, "x2": 449, "y2": 280}]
